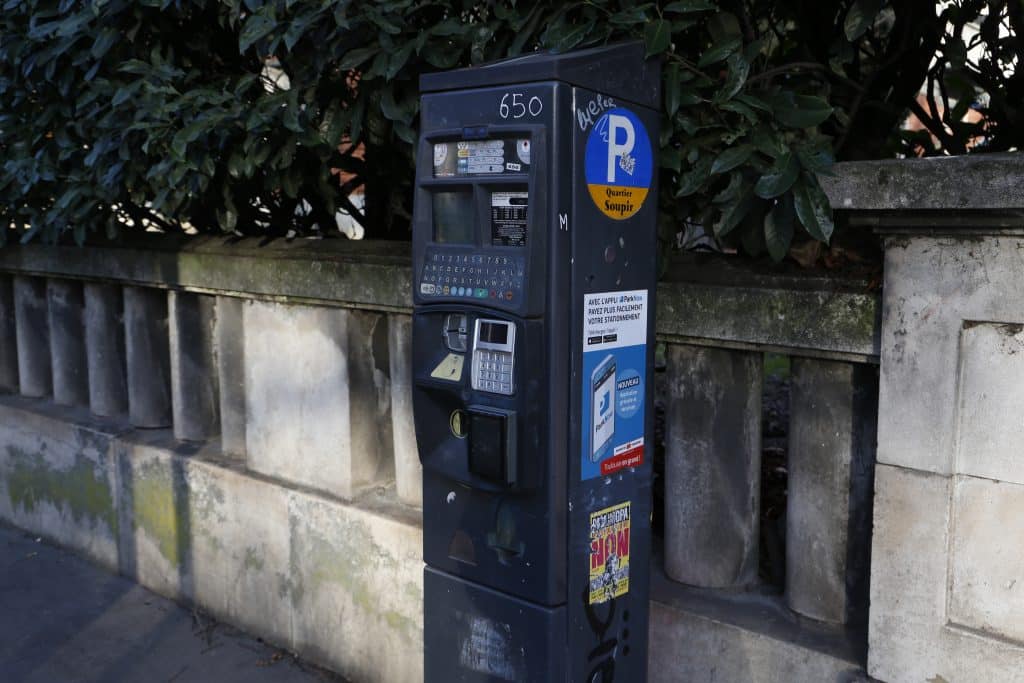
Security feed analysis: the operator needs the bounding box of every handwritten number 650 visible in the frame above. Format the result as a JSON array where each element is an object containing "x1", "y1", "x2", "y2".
[{"x1": 499, "y1": 93, "x2": 543, "y2": 119}]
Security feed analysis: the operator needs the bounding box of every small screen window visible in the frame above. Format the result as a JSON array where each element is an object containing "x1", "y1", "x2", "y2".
[
  {"x1": 480, "y1": 322, "x2": 509, "y2": 345},
  {"x1": 469, "y1": 412, "x2": 506, "y2": 482},
  {"x1": 433, "y1": 190, "x2": 475, "y2": 244}
]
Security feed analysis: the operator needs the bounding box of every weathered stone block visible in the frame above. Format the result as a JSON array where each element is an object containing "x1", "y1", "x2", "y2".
[
  {"x1": 949, "y1": 476, "x2": 1024, "y2": 643},
  {"x1": 84, "y1": 283, "x2": 128, "y2": 417},
  {"x1": 786, "y1": 359, "x2": 877, "y2": 624},
  {"x1": 389, "y1": 313, "x2": 421, "y2": 507},
  {"x1": 47, "y1": 279, "x2": 89, "y2": 407},
  {"x1": 215, "y1": 296, "x2": 246, "y2": 459},
  {"x1": 878, "y1": 237, "x2": 1024, "y2": 476},
  {"x1": 0, "y1": 401, "x2": 120, "y2": 570},
  {"x1": 124, "y1": 287, "x2": 172, "y2": 428},
  {"x1": 14, "y1": 275, "x2": 51, "y2": 398},
  {"x1": 116, "y1": 437, "x2": 193, "y2": 599},
  {"x1": 288, "y1": 491, "x2": 423, "y2": 683},
  {"x1": 244, "y1": 301, "x2": 392, "y2": 498},
  {"x1": 649, "y1": 599, "x2": 867, "y2": 683},
  {"x1": 663, "y1": 344, "x2": 761, "y2": 588},
  {"x1": 168, "y1": 291, "x2": 219, "y2": 442},
  {"x1": 869, "y1": 464, "x2": 1024, "y2": 683},
  {"x1": 954, "y1": 322, "x2": 1024, "y2": 485}
]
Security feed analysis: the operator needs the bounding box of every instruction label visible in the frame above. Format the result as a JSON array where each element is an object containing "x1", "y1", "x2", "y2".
[
  {"x1": 490, "y1": 191, "x2": 528, "y2": 247},
  {"x1": 580, "y1": 290, "x2": 648, "y2": 480},
  {"x1": 583, "y1": 107, "x2": 652, "y2": 220},
  {"x1": 589, "y1": 501, "x2": 631, "y2": 605}
]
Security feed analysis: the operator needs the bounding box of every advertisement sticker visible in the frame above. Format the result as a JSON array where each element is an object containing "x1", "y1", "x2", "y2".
[
  {"x1": 580, "y1": 289, "x2": 647, "y2": 480},
  {"x1": 589, "y1": 501, "x2": 631, "y2": 605}
]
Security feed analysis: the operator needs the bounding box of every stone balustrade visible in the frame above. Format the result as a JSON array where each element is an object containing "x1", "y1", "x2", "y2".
[{"x1": 0, "y1": 231, "x2": 879, "y2": 681}]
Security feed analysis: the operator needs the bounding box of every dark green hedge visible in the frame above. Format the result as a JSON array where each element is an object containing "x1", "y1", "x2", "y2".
[{"x1": 1, "y1": 1, "x2": 1017, "y2": 261}]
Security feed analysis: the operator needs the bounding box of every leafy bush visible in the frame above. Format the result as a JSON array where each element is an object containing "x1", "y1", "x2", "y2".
[{"x1": 1, "y1": 1, "x2": 1018, "y2": 261}]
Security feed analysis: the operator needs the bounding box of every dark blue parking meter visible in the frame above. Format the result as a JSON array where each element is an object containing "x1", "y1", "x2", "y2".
[{"x1": 411, "y1": 43, "x2": 660, "y2": 682}]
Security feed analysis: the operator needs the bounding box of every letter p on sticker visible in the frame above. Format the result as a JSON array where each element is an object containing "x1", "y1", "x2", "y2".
[{"x1": 606, "y1": 114, "x2": 635, "y2": 183}]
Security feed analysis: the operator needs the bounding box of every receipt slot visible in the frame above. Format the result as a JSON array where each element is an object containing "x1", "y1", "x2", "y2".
[{"x1": 412, "y1": 43, "x2": 660, "y2": 682}]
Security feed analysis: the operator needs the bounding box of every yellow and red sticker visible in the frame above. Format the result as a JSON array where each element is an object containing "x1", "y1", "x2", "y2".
[
  {"x1": 584, "y1": 108, "x2": 653, "y2": 220},
  {"x1": 589, "y1": 501, "x2": 631, "y2": 605}
]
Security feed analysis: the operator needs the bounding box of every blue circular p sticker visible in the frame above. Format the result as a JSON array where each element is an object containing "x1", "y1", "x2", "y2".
[{"x1": 584, "y1": 108, "x2": 653, "y2": 220}]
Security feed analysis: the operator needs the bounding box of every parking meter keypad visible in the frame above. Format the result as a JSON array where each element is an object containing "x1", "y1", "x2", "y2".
[{"x1": 418, "y1": 249, "x2": 525, "y2": 304}]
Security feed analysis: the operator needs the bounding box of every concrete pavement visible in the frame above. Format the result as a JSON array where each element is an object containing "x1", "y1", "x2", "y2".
[{"x1": 0, "y1": 523, "x2": 348, "y2": 683}]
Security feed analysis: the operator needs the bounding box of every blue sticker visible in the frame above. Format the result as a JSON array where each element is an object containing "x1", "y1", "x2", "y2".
[
  {"x1": 581, "y1": 290, "x2": 649, "y2": 480},
  {"x1": 584, "y1": 108, "x2": 653, "y2": 220}
]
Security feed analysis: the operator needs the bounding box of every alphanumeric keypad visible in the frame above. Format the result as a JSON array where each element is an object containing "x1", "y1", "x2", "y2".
[{"x1": 419, "y1": 250, "x2": 525, "y2": 304}]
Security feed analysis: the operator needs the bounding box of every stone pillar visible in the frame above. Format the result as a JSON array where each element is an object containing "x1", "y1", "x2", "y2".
[
  {"x1": 216, "y1": 296, "x2": 246, "y2": 458},
  {"x1": 47, "y1": 279, "x2": 89, "y2": 407},
  {"x1": 244, "y1": 301, "x2": 392, "y2": 498},
  {"x1": 664, "y1": 344, "x2": 762, "y2": 588},
  {"x1": 84, "y1": 283, "x2": 128, "y2": 417},
  {"x1": 124, "y1": 286, "x2": 172, "y2": 428},
  {"x1": 347, "y1": 309, "x2": 394, "y2": 489},
  {"x1": 786, "y1": 358, "x2": 878, "y2": 624},
  {"x1": 0, "y1": 275, "x2": 18, "y2": 392},
  {"x1": 168, "y1": 291, "x2": 219, "y2": 442},
  {"x1": 13, "y1": 275, "x2": 51, "y2": 398},
  {"x1": 388, "y1": 313, "x2": 422, "y2": 507}
]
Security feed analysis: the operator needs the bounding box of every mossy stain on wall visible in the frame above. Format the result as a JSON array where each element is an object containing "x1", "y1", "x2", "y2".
[
  {"x1": 131, "y1": 462, "x2": 188, "y2": 567},
  {"x1": 4, "y1": 445, "x2": 117, "y2": 534}
]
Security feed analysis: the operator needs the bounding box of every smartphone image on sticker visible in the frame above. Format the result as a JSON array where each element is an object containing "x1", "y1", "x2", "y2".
[{"x1": 590, "y1": 354, "x2": 616, "y2": 462}]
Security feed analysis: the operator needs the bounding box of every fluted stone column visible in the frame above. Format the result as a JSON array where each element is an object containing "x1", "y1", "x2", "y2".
[
  {"x1": 168, "y1": 291, "x2": 219, "y2": 442},
  {"x1": 216, "y1": 296, "x2": 246, "y2": 458},
  {"x1": 14, "y1": 275, "x2": 51, "y2": 398},
  {"x1": 786, "y1": 358, "x2": 878, "y2": 624},
  {"x1": 48, "y1": 279, "x2": 89, "y2": 407},
  {"x1": 124, "y1": 286, "x2": 172, "y2": 428},
  {"x1": 389, "y1": 313, "x2": 422, "y2": 507},
  {"x1": 664, "y1": 344, "x2": 762, "y2": 588},
  {"x1": 0, "y1": 275, "x2": 18, "y2": 392},
  {"x1": 84, "y1": 283, "x2": 128, "y2": 417}
]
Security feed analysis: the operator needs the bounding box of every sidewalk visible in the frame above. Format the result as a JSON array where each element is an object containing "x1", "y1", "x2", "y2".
[{"x1": 0, "y1": 523, "x2": 347, "y2": 683}]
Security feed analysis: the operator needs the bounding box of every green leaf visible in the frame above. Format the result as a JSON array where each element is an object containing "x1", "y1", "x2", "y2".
[
  {"x1": 697, "y1": 38, "x2": 741, "y2": 67},
  {"x1": 660, "y1": 146, "x2": 682, "y2": 173},
  {"x1": 665, "y1": 62, "x2": 681, "y2": 117},
  {"x1": 754, "y1": 152, "x2": 799, "y2": 198},
  {"x1": 664, "y1": 0, "x2": 715, "y2": 12},
  {"x1": 675, "y1": 157, "x2": 712, "y2": 197},
  {"x1": 339, "y1": 46, "x2": 378, "y2": 70},
  {"x1": 765, "y1": 194, "x2": 795, "y2": 261},
  {"x1": 713, "y1": 171, "x2": 743, "y2": 203},
  {"x1": 796, "y1": 144, "x2": 835, "y2": 175},
  {"x1": 644, "y1": 19, "x2": 671, "y2": 57},
  {"x1": 792, "y1": 175, "x2": 834, "y2": 243},
  {"x1": 719, "y1": 52, "x2": 749, "y2": 101},
  {"x1": 711, "y1": 144, "x2": 753, "y2": 174},
  {"x1": 772, "y1": 94, "x2": 834, "y2": 129},
  {"x1": 720, "y1": 99, "x2": 758, "y2": 122},
  {"x1": 715, "y1": 188, "x2": 754, "y2": 238},
  {"x1": 844, "y1": 0, "x2": 882, "y2": 42},
  {"x1": 239, "y1": 12, "x2": 276, "y2": 53}
]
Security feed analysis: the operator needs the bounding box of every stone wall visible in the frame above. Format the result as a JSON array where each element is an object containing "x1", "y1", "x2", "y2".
[
  {"x1": 0, "y1": 227, "x2": 881, "y2": 682},
  {"x1": 824, "y1": 154, "x2": 1024, "y2": 683}
]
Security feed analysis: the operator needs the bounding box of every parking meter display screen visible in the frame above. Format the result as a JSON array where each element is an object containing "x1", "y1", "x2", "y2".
[
  {"x1": 479, "y1": 321, "x2": 509, "y2": 345},
  {"x1": 490, "y1": 191, "x2": 528, "y2": 247},
  {"x1": 433, "y1": 138, "x2": 531, "y2": 177},
  {"x1": 433, "y1": 190, "x2": 475, "y2": 244}
]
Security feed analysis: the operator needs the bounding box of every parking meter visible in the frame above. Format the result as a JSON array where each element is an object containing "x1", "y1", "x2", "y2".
[{"x1": 412, "y1": 43, "x2": 659, "y2": 682}]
